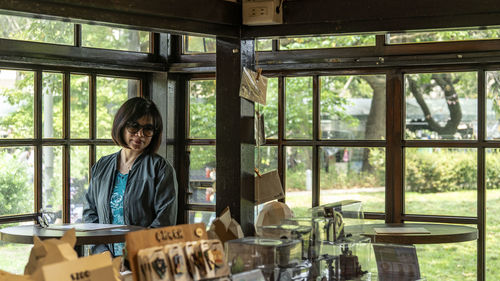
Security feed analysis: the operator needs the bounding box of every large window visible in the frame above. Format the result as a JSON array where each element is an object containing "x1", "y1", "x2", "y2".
[
  {"x1": 186, "y1": 79, "x2": 216, "y2": 228},
  {"x1": 0, "y1": 68, "x2": 142, "y2": 272}
]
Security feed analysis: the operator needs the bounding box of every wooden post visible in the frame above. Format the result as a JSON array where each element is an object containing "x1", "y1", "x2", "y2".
[{"x1": 216, "y1": 37, "x2": 255, "y2": 236}]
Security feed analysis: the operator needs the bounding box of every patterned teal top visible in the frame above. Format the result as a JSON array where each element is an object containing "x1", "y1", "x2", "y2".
[{"x1": 110, "y1": 172, "x2": 128, "y2": 256}]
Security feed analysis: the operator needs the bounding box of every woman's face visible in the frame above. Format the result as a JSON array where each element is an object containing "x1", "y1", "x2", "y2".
[{"x1": 123, "y1": 115, "x2": 154, "y2": 152}]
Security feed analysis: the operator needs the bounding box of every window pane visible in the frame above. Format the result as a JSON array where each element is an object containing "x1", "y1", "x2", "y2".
[
  {"x1": 286, "y1": 77, "x2": 312, "y2": 139},
  {"x1": 256, "y1": 39, "x2": 272, "y2": 51},
  {"x1": 405, "y1": 72, "x2": 477, "y2": 140},
  {"x1": 320, "y1": 75, "x2": 386, "y2": 140},
  {"x1": 81, "y1": 24, "x2": 149, "y2": 52},
  {"x1": 96, "y1": 77, "x2": 139, "y2": 139},
  {"x1": 405, "y1": 148, "x2": 476, "y2": 217},
  {"x1": 70, "y1": 146, "x2": 89, "y2": 223},
  {"x1": 42, "y1": 72, "x2": 63, "y2": 139},
  {"x1": 261, "y1": 77, "x2": 278, "y2": 139},
  {"x1": 486, "y1": 149, "x2": 500, "y2": 279},
  {"x1": 0, "y1": 69, "x2": 34, "y2": 139},
  {"x1": 96, "y1": 145, "x2": 120, "y2": 160},
  {"x1": 42, "y1": 146, "x2": 62, "y2": 223},
  {"x1": 183, "y1": 36, "x2": 216, "y2": 53},
  {"x1": 255, "y1": 146, "x2": 278, "y2": 174},
  {"x1": 70, "y1": 74, "x2": 90, "y2": 138},
  {"x1": 285, "y1": 146, "x2": 312, "y2": 216},
  {"x1": 0, "y1": 14, "x2": 73, "y2": 45},
  {"x1": 189, "y1": 146, "x2": 216, "y2": 205},
  {"x1": 189, "y1": 80, "x2": 216, "y2": 139},
  {"x1": 0, "y1": 147, "x2": 34, "y2": 216},
  {"x1": 280, "y1": 35, "x2": 375, "y2": 50},
  {"x1": 416, "y1": 241, "x2": 476, "y2": 280},
  {"x1": 320, "y1": 147, "x2": 385, "y2": 213},
  {"x1": 0, "y1": 222, "x2": 34, "y2": 274},
  {"x1": 188, "y1": 211, "x2": 215, "y2": 229},
  {"x1": 486, "y1": 71, "x2": 500, "y2": 140},
  {"x1": 388, "y1": 28, "x2": 500, "y2": 44}
]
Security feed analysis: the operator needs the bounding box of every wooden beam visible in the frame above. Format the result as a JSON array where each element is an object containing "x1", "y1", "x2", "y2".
[
  {"x1": 0, "y1": 0, "x2": 240, "y2": 37},
  {"x1": 216, "y1": 37, "x2": 255, "y2": 235},
  {"x1": 242, "y1": 0, "x2": 500, "y2": 38}
]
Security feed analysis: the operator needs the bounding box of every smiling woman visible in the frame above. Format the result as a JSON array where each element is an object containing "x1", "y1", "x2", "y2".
[{"x1": 83, "y1": 97, "x2": 178, "y2": 257}]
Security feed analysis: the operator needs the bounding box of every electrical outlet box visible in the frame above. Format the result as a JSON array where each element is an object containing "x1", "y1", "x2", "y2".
[{"x1": 243, "y1": 0, "x2": 283, "y2": 26}]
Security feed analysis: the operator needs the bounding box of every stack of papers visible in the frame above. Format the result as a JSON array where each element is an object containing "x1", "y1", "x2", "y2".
[
  {"x1": 374, "y1": 227, "x2": 430, "y2": 234},
  {"x1": 46, "y1": 223, "x2": 127, "y2": 232}
]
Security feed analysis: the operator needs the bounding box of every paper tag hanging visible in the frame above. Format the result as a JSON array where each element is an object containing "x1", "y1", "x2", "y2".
[
  {"x1": 254, "y1": 170, "x2": 284, "y2": 204},
  {"x1": 239, "y1": 67, "x2": 268, "y2": 105},
  {"x1": 255, "y1": 111, "x2": 266, "y2": 146}
]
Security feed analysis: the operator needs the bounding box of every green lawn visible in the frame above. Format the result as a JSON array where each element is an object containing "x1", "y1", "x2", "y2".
[{"x1": 1, "y1": 189, "x2": 499, "y2": 280}]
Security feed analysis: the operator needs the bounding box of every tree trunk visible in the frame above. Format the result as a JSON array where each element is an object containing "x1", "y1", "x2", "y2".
[
  {"x1": 360, "y1": 76, "x2": 386, "y2": 172},
  {"x1": 407, "y1": 73, "x2": 462, "y2": 138}
]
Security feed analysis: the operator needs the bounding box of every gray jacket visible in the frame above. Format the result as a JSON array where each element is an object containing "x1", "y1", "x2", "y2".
[{"x1": 83, "y1": 150, "x2": 178, "y2": 229}]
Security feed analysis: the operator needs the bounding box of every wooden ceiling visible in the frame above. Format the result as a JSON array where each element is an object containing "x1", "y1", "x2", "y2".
[{"x1": 1, "y1": 0, "x2": 500, "y2": 38}]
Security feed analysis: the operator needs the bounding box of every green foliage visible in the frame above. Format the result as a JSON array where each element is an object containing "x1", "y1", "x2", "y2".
[
  {"x1": 189, "y1": 80, "x2": 216, "y2": 139},
  {"x1": 280, "y1": 35, "x2": 375, "y2": 50},
  {"x1": 405, "y1": 148, "x2": 477, "y2": 193},
  {"x1": 82, "y1": 24, "x2": 149, "y2": 52},
  {"x1": 286, "y1": 77, "x2": 313, "y2": 139},
  {"x1": 0, "y1": 149, "x2": 34, "y2": 215},
  {"x1": 0, "y1": 14, "x2": 73, "y2": 44}
]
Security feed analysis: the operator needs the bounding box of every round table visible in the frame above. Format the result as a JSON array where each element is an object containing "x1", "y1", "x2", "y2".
[
  {"x1": 345, "y1": 223, "x2": 478, "y2": 244},
  {"x1": 0, "y1": 224, "x2": 144, "y2": 256},
  {"x1": 0, "y1": 224, "x2": 144, "y2": 245}
]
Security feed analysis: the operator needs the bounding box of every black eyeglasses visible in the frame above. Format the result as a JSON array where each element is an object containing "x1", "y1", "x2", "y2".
[{"x1": 125, "y1": 121, "x2": 156, "y2": 137}]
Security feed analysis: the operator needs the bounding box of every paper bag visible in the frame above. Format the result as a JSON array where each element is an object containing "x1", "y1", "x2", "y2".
[
  {"x1": 239, "y1": 67, "x2": 268, "y2": 105},
  {"x1": 24, "y1": 229, "x2": 78, "y2": 275},
  {"x1": 254, "y1": 170, "x2": 284, "y2": 204},
  {"x1": 208, "y1": 207, "x2": 244, "y2": 244},
  {"x1": 34, "y1": 252, "x2": 118, "y2": 281}
]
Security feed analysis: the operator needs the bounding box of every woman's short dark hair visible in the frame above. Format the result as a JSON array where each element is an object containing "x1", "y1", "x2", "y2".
[{"x1": 111, "y1": 97, "x2": 163, "y2": 154}]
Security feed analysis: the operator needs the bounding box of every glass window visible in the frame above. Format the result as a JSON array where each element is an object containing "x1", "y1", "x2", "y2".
[
  {"x1": 183, "y1": 36, "x2": 216, "y2": 54},
  {"x1": 96, "y1": 77, "x2": 139, "y2": 139},
  {"x1": 255, "y1": 146, "x2": 278, "y2": 174},
  {"x1": 487, "y1": 149, "x2": 500, "y2": 280},
  {"x1": 405, "y1": 148, "x2": 477, "y2": 217},
  {"x1": 285, "y1": 77, "x2": 312, "y2": 139},
  {"x1": 486, "y1": 71, "x2": 500, "y2": 140},
  {"x1": 256, "y1": 39, "x2": 273, "y2": 51},
  {"x1": 188, "y1": 211, "x2": 216, "y2": 229},
  {"x1": 42, "y1": 72, "x2": 63, "y2": 139},
  {"x1": 320, "y1": 75, "x2": 386, "y2": 140},
  {"x1": 0, "y1": 69, "x2": 34, "y2": 139},
  {"x1": 188, "y1": 146, "x2": 216, "y2": 205},
  {"x1": 42, "y1": 146, "x2": 62, "y2": 223},
  {"x1": 405, "y1": 72, "x2": 478, "y2": 140},
  {"x1": 70, "y1": 74, "x2": 90, "y2": 138},
  {"x1": 81, "y1": 24, "x2": 150, "y2": 52},
  {"x1": 388, "y1": 28, "x2": 500, "y2": 44},
  {"x1": 0, "y1": 147, "x2": 34, "y2": 216},
  {"x1": 320, "y1": 147, "x2": 385, "y2": 213},
  {"x1": 70, "y1": 146, "x2": 89, "y2": 223},
  {"x1": 285, "y1": 146, "x2": 312, "y2": 216},
  {"x1": 416, "y1": 242, "x2": 476, "y2": 280},
  {"x1": 0, "y1": 222, "x2": 34, "y2": 274},
  {"x1": 189, "y1": 80, "x2": 216, "y2": 139},
  {"x1": 280, "y1": 35, "x2": 375, "y2": 50},
  {"x1": 260, "y1": 77, "x2": 278, "y2": 139},
  {"x1": 0, "y1": 14, "x2": 73, "y2": 45},
  {"x1": 96, "y1": 145, "x2": 120, "y2": 161}
]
